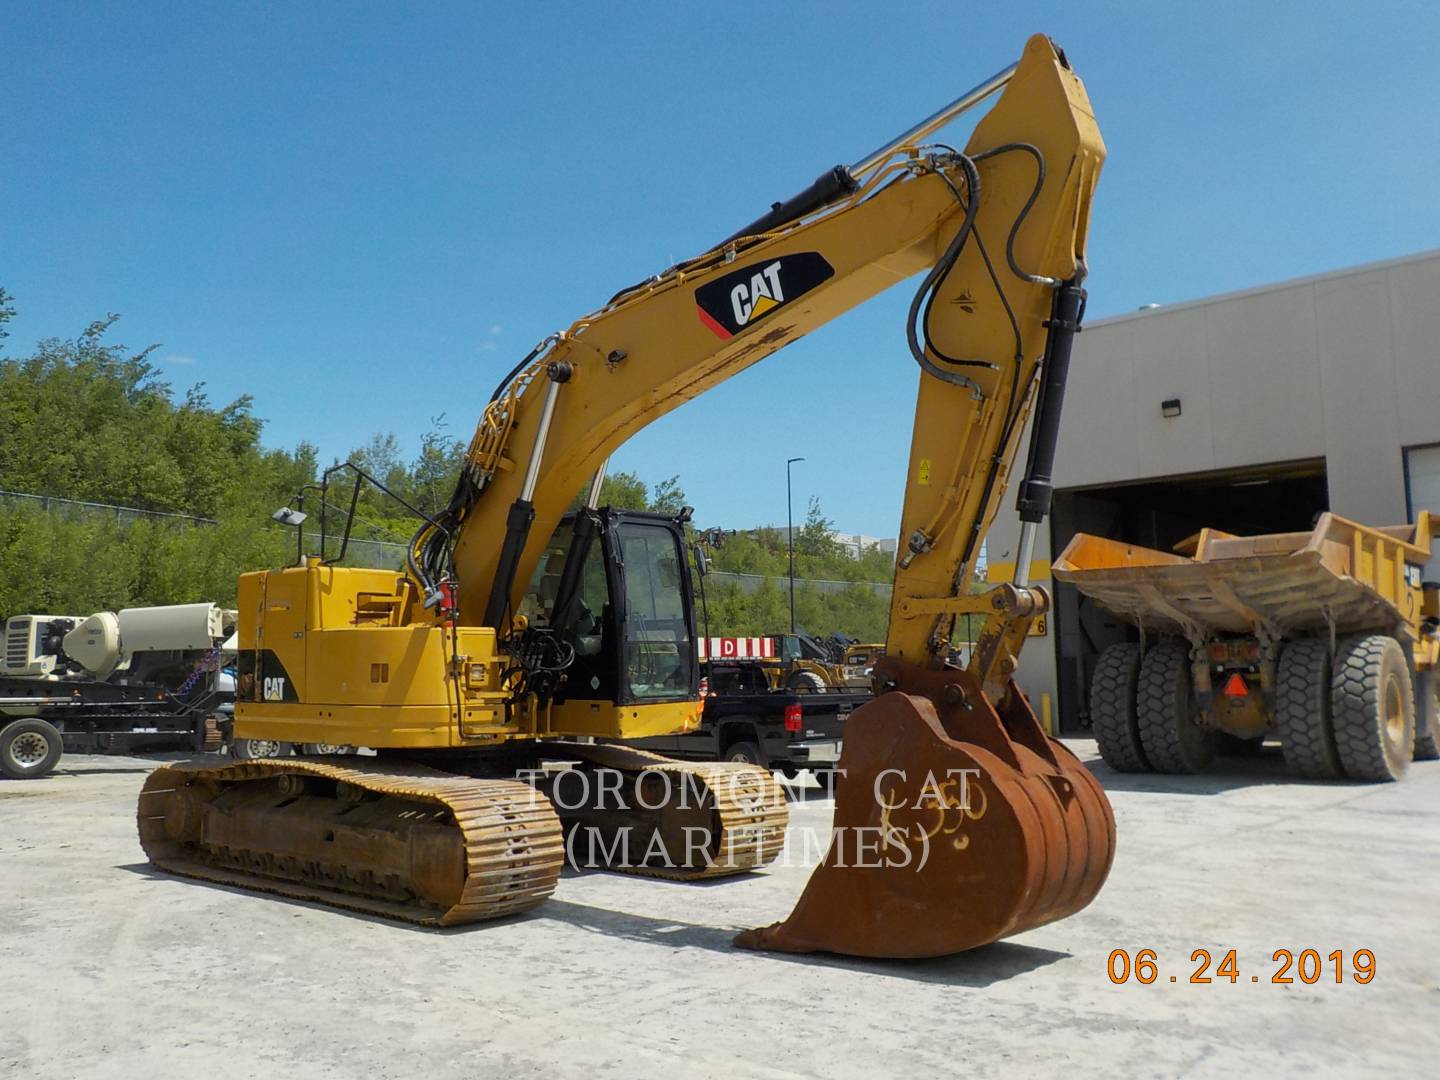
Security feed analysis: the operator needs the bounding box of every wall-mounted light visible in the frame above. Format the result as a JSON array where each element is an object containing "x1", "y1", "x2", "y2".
[{"x1": 1161, "y1": 398, "x2": 1182, "y2": 419}]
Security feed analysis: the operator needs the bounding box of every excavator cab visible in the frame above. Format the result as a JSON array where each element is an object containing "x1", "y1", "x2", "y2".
[{"x1": 518, "y1": 509, "x2": 697, "y2": 708}]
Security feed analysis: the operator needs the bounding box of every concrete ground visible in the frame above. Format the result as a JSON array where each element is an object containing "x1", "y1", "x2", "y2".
[{"x1": 2, "y1": 741, "x2": 1437, "y2": 1079}]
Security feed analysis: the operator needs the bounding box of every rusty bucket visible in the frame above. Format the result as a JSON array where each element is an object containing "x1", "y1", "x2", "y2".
[{"x1": 734, "y1": 660, "x2": 1115, "y2": 958}]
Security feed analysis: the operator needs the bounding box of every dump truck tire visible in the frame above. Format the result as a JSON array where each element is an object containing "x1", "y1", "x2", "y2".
[
  {"x1": 1, "y1": 718, "x2": 64, "y2": 780},
  {"x1": 1277, "y1": 637, "x2": 1343, "y2": 779},
  {"x1": 1413, "y1": 670, "x2": 1439, "y2": 762},
  {"x1": 1090, "y1": 643, "x2": 1148, "y2": 772},
  {"x1": 1137, "y1": 640, "x2": 1214, "y2": 773},
  {"x1": 1331, "y1": 634, "x2": 1413, "y2": 781}
]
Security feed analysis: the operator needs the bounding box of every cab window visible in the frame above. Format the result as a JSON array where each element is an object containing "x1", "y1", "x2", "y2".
[{"x1": 617, "y1": 522, "x2": 693, "y2": 699}]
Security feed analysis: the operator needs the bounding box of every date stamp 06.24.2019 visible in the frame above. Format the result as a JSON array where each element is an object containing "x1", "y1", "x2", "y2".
[{"x1": 1107, "y1": 948, "x2": 1375, "y2": 986}]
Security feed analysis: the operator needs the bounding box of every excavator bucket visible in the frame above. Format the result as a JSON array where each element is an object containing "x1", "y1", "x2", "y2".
[{"x1": 735, "y1": 661, "x2": 1114, "y2": 958}]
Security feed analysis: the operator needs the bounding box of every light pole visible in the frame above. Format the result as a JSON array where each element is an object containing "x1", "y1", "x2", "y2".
[{"x1": 786, "y1": 456, "x2": 805, "y2": 634}]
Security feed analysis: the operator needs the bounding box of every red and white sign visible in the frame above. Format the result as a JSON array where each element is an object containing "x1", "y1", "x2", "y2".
[{"x1": 697, "y1": 636, "x2": 776, "y2": 661}]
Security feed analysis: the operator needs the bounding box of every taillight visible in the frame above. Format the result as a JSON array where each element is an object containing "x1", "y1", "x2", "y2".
[{"x1": 784, "y1": 703, "x2": 802, "y2": 733}]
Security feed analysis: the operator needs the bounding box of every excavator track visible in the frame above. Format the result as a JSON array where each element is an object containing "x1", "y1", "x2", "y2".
[
  {"x1": 545, "y1": 742, "x2": 789, "y2": 879},
  {"x1": 137, "y1": 757, "x2": 564, "y2": 926}
]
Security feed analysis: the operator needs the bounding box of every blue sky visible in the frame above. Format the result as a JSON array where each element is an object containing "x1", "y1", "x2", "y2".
[{"x1": 4, "y1": 2, "x2": 1437, "y2": 537}]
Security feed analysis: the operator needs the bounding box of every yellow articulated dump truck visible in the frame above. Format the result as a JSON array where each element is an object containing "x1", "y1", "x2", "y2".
[{"x1": 1053, "y1": 513, "x2": 1440, "y2": 782}]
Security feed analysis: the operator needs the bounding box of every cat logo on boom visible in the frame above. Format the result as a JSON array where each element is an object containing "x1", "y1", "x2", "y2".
[
  {"x1": 732, "y1": 262, "x2": 785, "y2": 327},
  {"x1": 695, "y1": 252, "x2": 835, "y2": 339}
]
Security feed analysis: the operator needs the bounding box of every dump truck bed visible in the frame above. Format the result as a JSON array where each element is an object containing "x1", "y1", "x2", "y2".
[{"x1": 1052, "y1": 513, "x2": 1434, "y2": 640}]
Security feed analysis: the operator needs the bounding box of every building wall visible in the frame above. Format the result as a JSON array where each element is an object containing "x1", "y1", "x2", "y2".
[
  {"x1": 984, "y1": 249, "x2": 1440, "y2": 722},
  {"x1": 827, "y1": 531, "x2": 898, "y2": 558}
]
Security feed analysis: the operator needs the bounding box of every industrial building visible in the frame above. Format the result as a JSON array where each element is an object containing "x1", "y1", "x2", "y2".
[
  {"x1": 827, "y1": 530, "x2": 899, "y2": 559},
  {"x1": 986, "y1": 248, "x2": 1440, "y2": 733}
]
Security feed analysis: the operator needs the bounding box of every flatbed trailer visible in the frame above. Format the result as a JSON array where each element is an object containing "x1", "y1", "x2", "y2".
[
  {"x1": 1053, "y1": 512, "x2": 1440, "y2": 781},
  {"x1": 0, "y1": 674, "x2": 229, "y2": 778}
]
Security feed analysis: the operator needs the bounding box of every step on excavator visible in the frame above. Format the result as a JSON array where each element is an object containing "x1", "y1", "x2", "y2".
[{"x1": 139, "y1": 34, "x2": 1115, "y2": 958}]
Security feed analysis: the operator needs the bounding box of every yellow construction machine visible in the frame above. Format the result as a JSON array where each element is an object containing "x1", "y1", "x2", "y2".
[
  {"x1": 1055, "y1": 513, "x2": 1440, "y2": 781},
  {"x1": 839, "y1": 641, "x2": 887, "y2": 689},
  {"x1": 139, "y1": 35, "x2": 1114, "y2": 958}
]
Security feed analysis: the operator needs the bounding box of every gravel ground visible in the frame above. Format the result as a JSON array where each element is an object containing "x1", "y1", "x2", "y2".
[{"x1": 2, "y1": 741, "x2": 1437, "y2": 1079}]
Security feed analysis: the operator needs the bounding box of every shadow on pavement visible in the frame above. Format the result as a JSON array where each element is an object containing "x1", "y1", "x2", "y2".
[
  {"x1": 541, "y1": 898, "x2": 1068, "y2": 985},
  {"x1": 51, "y1": 752, "x2": 228, "y2": 777},
  {"x1": 1081, "y1": 746, "x2": 1376, "y2": 795},
  {"x1": 117, "y1": 862, "x2": 1068, "y2": 983},
  {"x1": 557, "y1": 864, "x2": 748, "y2": 887},
  {"x1": 115, "y1": 861, "x2": 548, "y2": 935}
]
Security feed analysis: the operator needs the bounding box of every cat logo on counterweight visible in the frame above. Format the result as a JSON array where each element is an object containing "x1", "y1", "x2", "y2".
[{"x1": 694, "y1": 252, "x2": 835, "y2": 339}]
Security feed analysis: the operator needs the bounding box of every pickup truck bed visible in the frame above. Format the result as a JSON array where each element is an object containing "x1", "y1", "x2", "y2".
[{"x1": 626, "y1": 661, "x2": 870, "y2": 775}]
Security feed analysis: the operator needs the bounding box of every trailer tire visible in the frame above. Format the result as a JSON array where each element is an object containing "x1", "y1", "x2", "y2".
[
  {"x1": 1, "y1": 718, "x2": 64, "y2": 780},
  {"x1": 1276, "y1": 637, "x2": 1342, "y2": 778},
  {"x1": 300, "y1": 743, "x2": 356, "y2": 756},
  {"x1": 1089, "y1": 643, "x2": 1148, "y2": 772},
  {"x1": 230, "y1": 738, "x2": 293, "y2": 760},
  {"x1": 1137, "y1": 640, "x2": 1214, "y2": 774},
  {"x1": 1331, "y1": 634, "x2": 1413, "y2": 782},
  {"x1": 1413, "y1": 670, "x2": 1439, "y2": 762}
]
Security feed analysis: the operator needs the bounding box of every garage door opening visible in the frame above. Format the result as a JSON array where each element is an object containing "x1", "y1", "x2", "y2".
[
  {"x1": 1405, "y1": 443, "x2": 1440, "y2": 584},
  {"x1": 1049, "y1": 460, "x2": 1328, "y2": 734}
]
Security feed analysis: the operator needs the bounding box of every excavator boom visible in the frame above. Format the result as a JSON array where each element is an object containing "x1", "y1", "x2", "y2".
[{"x1": 427, "y1": 35, "x2": 1102, "y2": 664}]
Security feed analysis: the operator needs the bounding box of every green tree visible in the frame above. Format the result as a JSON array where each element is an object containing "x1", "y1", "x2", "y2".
[
  {"x1": 691, "y1": 495, "x2": 895, "y2": 640},
  {"x1": 648, "y1": 475, "x2": 687, "y2": 516},
  {"x1": 565, "y1": 469, "x2": 678, "y2": 513},
  {"x1": 0, "y1": 292, "x2": 316, "y2": 614},
  {"x1": 795, "y1": 496, "x2": 842, "y2": 561},
  {"x1": 405, "y1": 418, "x2": 466, "y2": 516},
  {"x1": 0, "y1": 287, "x2": 15, "y2": 345},
  {"x1": 0, "y1": 288, "x2": 893, "y2": 640}
]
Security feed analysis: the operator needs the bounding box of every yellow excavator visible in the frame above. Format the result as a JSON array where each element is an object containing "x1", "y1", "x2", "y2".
[{"x1": 139, "y1": 34, "x2": 1114, "y2": 958}]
